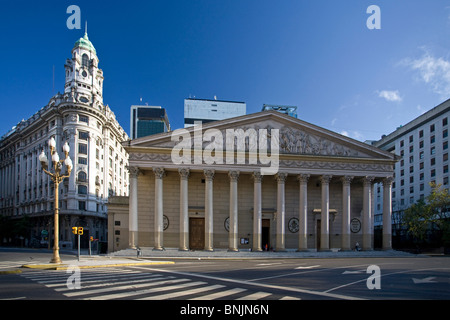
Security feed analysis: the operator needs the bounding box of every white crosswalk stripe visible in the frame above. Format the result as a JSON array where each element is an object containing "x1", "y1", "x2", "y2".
[{"x1": 20, "y1": 269, "x2": 300, "y2": 300}]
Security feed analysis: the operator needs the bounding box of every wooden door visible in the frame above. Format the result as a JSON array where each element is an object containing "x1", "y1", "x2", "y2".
[{"x1": 189, "y1": 218, "x2": 205, "y2": 250}]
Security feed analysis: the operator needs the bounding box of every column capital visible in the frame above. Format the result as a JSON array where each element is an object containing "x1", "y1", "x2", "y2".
[
  {"x1": 297, "y1": 173, "x2": 310, "y2": 183},
  {"x1": 228, "y1": 170, "x2": 240, "y2": 182},
  {"x1": 363, "y1": 176, "x2": 375, "y2": 186},
  {"x1": 320, "y1": 175, "x2": 333, "y2": 184},
  {"x1": 275, "y1": 172, "x2": 288, "y2": 183},
  {"x1": 382, "y1": 176, "x2": 394, "y2": 186},
  {"x1": 153, "y1": 167, "x2": 166, "y2": 179},
  {"x1": 178, "y1": 168, "x2": 190, "y2": 180},
  {"x1": 252, "y1": 171, "x2": 263, "y2": 182},
  {"x1": 204, "y1": 169, "x2": 215, "y2": 181},
  {"x1": 341, "y1": 175, "x2": 354, "y2": 185},
  {"x1": 126, "y1": 166, "x2": 141, "y2": 178}
]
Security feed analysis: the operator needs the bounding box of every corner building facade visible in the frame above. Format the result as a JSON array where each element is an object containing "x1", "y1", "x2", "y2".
[
  {"x1": 124, "y1": 111, "x2": 397, "y2": 252},
  {"x1": 0, "y1": 32, "x2": 129, "y2": 248}
]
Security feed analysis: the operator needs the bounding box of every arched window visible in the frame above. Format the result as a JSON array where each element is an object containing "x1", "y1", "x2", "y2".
[
  {"x1": 78, "y1": 171, "x2": 87, "y2": 182},
  {"x1": 82, "y1": 54, "x2": 89, "y2": 67}
]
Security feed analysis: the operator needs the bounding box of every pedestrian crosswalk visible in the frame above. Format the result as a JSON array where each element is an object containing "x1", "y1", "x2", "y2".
[{"x1": 20, "y1": 268, "x2": 300, "y2": 300}]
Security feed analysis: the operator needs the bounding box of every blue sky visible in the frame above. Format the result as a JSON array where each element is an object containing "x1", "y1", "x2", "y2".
[{"x1": 1, "y1": 0, "x2": 450, "y2": 142}]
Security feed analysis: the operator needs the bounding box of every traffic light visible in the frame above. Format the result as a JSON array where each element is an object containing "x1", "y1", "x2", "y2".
[
  {"x1": 90, "y1": 236, "x2": 93, "y2": 242},
  {"x1": 72, "y1": 227, "x2": 83, "y2": 235}
]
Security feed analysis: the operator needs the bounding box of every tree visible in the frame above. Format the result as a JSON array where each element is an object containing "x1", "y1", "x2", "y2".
[{"x1": 403, "y1": 183, "x2": 450, "y2": 247}]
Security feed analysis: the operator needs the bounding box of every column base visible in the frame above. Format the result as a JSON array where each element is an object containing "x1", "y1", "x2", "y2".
[
  {"x1": 153, "y1": 247, "x2": 165, "y2": 251},
  {"x1": 296, "y1": 249, "x2": 310, "y2": 252},
  {"x1": 228, "y1": 248, "x2": 239, "y2": 252},
  {"x1": 179, "y1": 248, "x2": 189, "y2": 251},
  {"x1": 204, "y1": 248, "x2": 214, "y2": 252}
]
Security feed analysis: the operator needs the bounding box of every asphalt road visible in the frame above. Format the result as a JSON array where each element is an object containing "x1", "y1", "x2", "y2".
[{"x1": 0, "y1": 248, "x2": 449, "y2": 316}]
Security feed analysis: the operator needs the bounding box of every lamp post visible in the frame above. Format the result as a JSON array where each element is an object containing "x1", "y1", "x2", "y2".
[{"x1": 39, "y1": 137, "x2": 73, "y2": 264}]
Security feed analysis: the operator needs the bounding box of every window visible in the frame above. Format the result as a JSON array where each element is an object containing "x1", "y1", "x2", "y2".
[
  {"x1": 431, "y1": 158, "x2": 436, "y2": 166},
  {"x1": 79, "y1": 131, "x2": 89, "y2": 140},
  {"x1": 430, "y1": 135, "x2": 435, "y2": 144},
  {"x1": 444, "y1": 141, "x2": 448, "y2": 150},
  {"x1": 409, "y1": 145, "x2": 414, "y2": 153},
  {"x1": 78, "y1": 171, "x2": 87, "y2": 182},
  {"x1": 79, "y1": 115, "x2": 89, "y2": 124},
  {"x1": 78, "y1": 201, "x2": 86, "y2": 211},
  {"x1": 430, "y1": 124, "x2": 435, "y2": 132},
  {"x1": 420, "y1": 172, "x2": 424, "y2": 180},
  {"x1": 78, "y1": 157, "x2": 87, "y2": 165},
  {"x1": 409, "y1": 135, "x2": 413, "y2": 143},
  {"x1": 444, "y1": 165, "x2": 449, "y2": 174},
  {"x1": 419, "y1": 130, "x2": 424, "y2": 138},
  {"x1": 420, "y1": 162, "x2": 424, "y2": 170},
  {"x1": 78, "y1": 185, "x2": 87, "y2": 195},
  {"x1": 420, "y1": 183, "x2": 424, "y2": 191},
  {"x1": 431, "y1": 146, "x2": 436, "y2": 155},
  {"x1": 409, "y1": 156, "x2": 414, "y2": 163},
  {"x1": 444, "y1": 153, "x2": 449, "y2": 162},
  {"x1": 431, "y1": 169, "x2": 436, "y2": 177},
  {"x1": 419, "y1": 140, "x2": 424, "y2": 148},
  {"x1": 420, "y1": 151, "x2": 424, "y2": 159},
  {"x1": 400, "y1": 140, "x2": 404, "y2": 147},
  {"x1": 78, "y1": 143, "x2": 87, "y2": 155},
  {"x1": 82, "y1": 54, "x2": 89, "y2": 67},
  {"x1": 444, "y1": 129, "x2": 448, "y2": 138},
  {"x1": 410, "y1": 166, "x2": 414, "y2": 173},
  {"x1": 444, "y1": 117, "x2": 448, "y2": 126}
]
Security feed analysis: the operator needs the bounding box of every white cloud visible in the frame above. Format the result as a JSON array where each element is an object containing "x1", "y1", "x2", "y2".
[
  {"x1": 400, "y1": 50, "x2": 450, "y2": 98},
  {"x1": 378, "y1": 90, "x2": 402, "y2": 102},
  {"x1": 340, "y1": 130, "x2": 364, "y2": 141}
]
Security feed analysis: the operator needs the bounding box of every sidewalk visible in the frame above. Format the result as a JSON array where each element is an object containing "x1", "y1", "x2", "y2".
[{"x1": 110, "y1": 247, "x2": 420, "y2": 260}]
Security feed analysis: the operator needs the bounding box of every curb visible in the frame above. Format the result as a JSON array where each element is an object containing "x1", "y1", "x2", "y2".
[
  {"x1": 21, "y1": 260, "x2": 174, "y2": 270},
  {"x1": 0, "y1": 269, "x2": 22, "y2": 275}
]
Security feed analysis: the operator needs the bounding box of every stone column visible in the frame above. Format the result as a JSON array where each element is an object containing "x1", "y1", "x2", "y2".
[
  {"x1": 297, "y1": 174, "x2": 310, "y2": 251},
  {"x1": 320, "y1": 175, "x2": 333, "y2": 251},
  {"x1": 228, "y1": 170, "x2": 240, "y2": 252},
  {"x1": 127, "y1": 166, "x2": 141, "y2": 249},
  {"x1": 382, "y1": 176, "x2": 394, "y2": 250},
  {"x1": 204, "y1": 169, "x2": 215, "y2": 251},
  {"x1": 275, "y1": 172, "x2": 288, "y2": 251},
  {"x1": 179, "y1": 168, "x2": 190, "y2": 251},
  {"x1": 153, "y1": 167, "x2": 165, "y2": 251},
  {"x1": 252, "y1": 171, "x2": 263, "y2": 252},
  {"x1": 363, "y1": 176, "x2": 374, "y2": 251},
  {"x1": 341, "y1": 176, "x2": 354, "y2": 251}
]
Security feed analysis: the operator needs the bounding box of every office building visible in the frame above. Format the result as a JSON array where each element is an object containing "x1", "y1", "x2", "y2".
[
  {"x1": 184, "y1": 97, "x2": 246, "y2": 127},
  {"x1": 262, "y1": 104, "x2": 297, "y2": 118},
  {"x1": 373, "y1": 99, "x2": 450, "y2": 242},
  {"x1": 130, "y1": 105, "x2": 170, "y2": 139}
]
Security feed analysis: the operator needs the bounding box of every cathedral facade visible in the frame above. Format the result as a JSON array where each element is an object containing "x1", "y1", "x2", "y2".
[{"x1": 123, "y1": 111, "x2": 397, "y2": 252}]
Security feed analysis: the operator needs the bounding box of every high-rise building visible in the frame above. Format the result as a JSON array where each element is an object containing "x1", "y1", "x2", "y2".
[
  {"x1": 372, "y1": 99, "x2": 450, "y2": 242},
  {"x1": 0, "y1": 32, "x2": 129, "y2": 249},
  {"x1": 130, "y1": 105, "x2": 170, "y2": 139},
  {"x1": 262, "y1": 104, "x2": 297, "y2": 118},
  {"x1": 184, "y1": 97, "x2": 246, "y2": 127}
]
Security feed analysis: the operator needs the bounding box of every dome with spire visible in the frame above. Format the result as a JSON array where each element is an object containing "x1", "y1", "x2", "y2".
[{"x1": 73, "y1": 32, "x2": 96, "y2": 54}]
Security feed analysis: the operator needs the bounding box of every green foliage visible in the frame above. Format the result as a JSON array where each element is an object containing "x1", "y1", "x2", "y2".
[{"x1": 403, "y1": 183, "x2": 450, "y2": 246}]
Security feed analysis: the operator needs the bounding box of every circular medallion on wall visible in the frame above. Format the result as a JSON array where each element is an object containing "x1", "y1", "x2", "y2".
[
  {"x1": 163, "y1": 215, "x2": 169, "y2": 230},
  {"x1": 224, "y1": 217, "x2": 230, "y2": 232},
  {"x1": 350, "y1": 218, "x2": 361, "y2": 233},
  {"x1": 288, "y1": 217, "x2": 299, "y2": 233}
]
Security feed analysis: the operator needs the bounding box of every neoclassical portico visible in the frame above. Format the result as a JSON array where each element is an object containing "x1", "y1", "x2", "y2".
[{"x1": 124, "y1": 111, "x2": 397, "y2": 252}]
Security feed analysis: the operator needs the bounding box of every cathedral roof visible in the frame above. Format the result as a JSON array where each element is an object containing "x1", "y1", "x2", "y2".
[{"x1": 73, "y1": 32, "x2": 96, "y2": 54}]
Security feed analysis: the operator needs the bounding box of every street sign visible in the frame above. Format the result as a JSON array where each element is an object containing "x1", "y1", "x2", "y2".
[{"x1": 41, "y1": 230, "x2": 48, "y2": 237}]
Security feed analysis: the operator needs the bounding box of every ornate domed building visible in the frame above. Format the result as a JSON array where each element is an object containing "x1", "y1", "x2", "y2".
[{"x1": 0, "y1": 32, "x2": 129, "y2": 250}]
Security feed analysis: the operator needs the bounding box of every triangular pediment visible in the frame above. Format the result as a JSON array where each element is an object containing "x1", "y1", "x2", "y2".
[{"x1": 125, "y1": 111, "x2": 395, "y2": 161}]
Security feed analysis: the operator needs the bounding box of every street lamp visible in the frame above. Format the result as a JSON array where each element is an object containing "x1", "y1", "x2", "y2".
[{"x1": 39, "y1": 137, "x2": 73, "y2": 264}]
